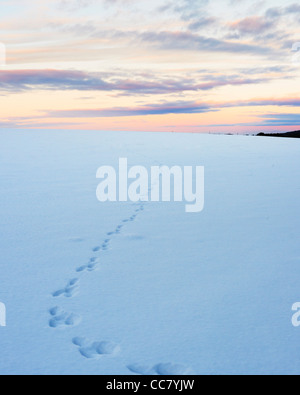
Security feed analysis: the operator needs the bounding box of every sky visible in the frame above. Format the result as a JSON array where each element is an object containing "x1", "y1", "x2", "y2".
[{"x1": 0, "y1": 0, "x2": 300, "y2": 133}]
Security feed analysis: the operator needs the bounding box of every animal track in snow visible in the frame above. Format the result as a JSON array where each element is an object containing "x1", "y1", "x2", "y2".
[
  {"x1": 107, "y1": 231, "x2": 115, "y2": 236},
  {"x1": 115, "y1": 225, "x2": 123, "y2": 234},
  {"x1": 123, "y1": 214, "x2": 137, "y2": 223},
  {"x1": 52, "y1": 278, "x2": 80, "y2": 298},
  {"x1": 72, "y1": 337, "x2": 120, "y2": 359},
  {"x1": 102, "y1": 240, "x2": 110, "y2": 250},
  {"x1": 76, "y1": 258, "x2": 100, "y2": 273},
  {"x1": 50, "y1": 203, "x2": 148, "y2": 366},
  {"x1": 154, "y1": 363, "x2": 193, "y2": 375},
  {"x1": 76, "y1": 206, "x2": 146, "y2": 275},
  {"x1": 128, "y1": 362, "x2": 192, "y2": 375},
  {"x1": 93, "y1": 238, "x2": 111, "y2": 253},
  {"x1": 49, "y1": 307, "x2": 81, "y2": 328},
  {"x1": 127, "y1": 364, "x2": 153, "y2": 375}
]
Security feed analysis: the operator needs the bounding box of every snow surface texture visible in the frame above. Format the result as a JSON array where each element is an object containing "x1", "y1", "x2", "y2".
[{"x1": 0, "y1": 130, "x2": 300, "y2": 375}]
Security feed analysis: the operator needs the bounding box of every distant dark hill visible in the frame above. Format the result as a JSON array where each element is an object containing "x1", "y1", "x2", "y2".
[{"x1": 257, "y1": 130, "x2": 300, "y2": 138}]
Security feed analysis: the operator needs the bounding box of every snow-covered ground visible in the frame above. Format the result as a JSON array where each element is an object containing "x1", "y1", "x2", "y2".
[{"x1": 0, "y1": 129, "x2": 300, "y2": 375}]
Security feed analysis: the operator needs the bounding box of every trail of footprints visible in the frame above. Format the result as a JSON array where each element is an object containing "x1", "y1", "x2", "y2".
[
  {"x1": 48, "y1": 202, "x2": 191, "y2": 374},
  {"x1": 48, "y1": 204, "x2": 144, "y2": 333}
]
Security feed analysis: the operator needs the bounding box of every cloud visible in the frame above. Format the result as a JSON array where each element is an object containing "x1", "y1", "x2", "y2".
[
  {"x1": 0, "y1": 69, "x2": 111, "y2": 92},
  {"x1": 158, "y1": 0, "x2": 218, "y2": 32},
  {"x1": 188, "y1": 17, "x2": 217, "y2": 31},
  {"x1": 231, "y1": 98, "x2": 300, "y2": 108},
  {"x1": 225, "y1": 3, "x2": 300, "y2": 46},
  {"x1": 229, "y1": 16, "x2": 274, "y2": 35},
  {"x1": 41, "y1": 97, "x2": 300, "y2": 118},
  {"x1": 0, "y1": 69, "x2": 275, "y2": 94},
  {"x1": 1, "y1": 0, "x2": 300, "y2": 133},
  {"x1": 46, "y1": 100, "x2": 214, "y2": 117},
  {"x1": 160, "y1": 0, "x2": 210, "y2": 21},
  {"x1": 59, "y1": 0, "x2": 95, "y2": 9},
  {"x1": 139, "y1": 30, "x2": 272, "y2": 55},
  {"x1": 59, "y1": 0, "x2": 134, "y2": 11},
  {"x1": 265, "y1": 3, "x2": 300, "y2": 19},
  {"x1": 260, "y1": 113, "x2": 300, "y2": 126}
]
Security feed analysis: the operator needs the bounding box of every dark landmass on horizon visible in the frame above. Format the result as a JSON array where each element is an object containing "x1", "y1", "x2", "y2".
[{"x1": 257, "y1": 130, "x2": 300, "y2": 138}]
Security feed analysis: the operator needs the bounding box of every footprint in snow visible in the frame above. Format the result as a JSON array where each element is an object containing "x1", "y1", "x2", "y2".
[
  {"x1": 154, "y1": 363, "x2": 193, "y2": 375},
  {"x1": 127, "y1": 364, "x2": 153, "y2": 375},
  {"x1": 115, "y1": 225, "x2": 123, "y2": 234},
  {"x1": 49, "y1": 307, "x2": 81, "y2": 328},
  {"x1": 93, "y1": 239, "x2": 111, "y2": 252},
  {"x1": 123, "y1": 214, "x2": 137, "y2": 223},
  {"x1": 102, "y1": 240, "x2": 110, "y2": 250},
  {"x1": 72, "y1": 337, "x2": 120, "y2": 359},
  {"x1": 127, "y1": 363, "x2": 192, "y2": 375},
  {"x1": 76, "y1": 258, "x2": 100, "y2": 273},
  {"x1": 52, "y1": 278, "x2": 79, "y2": 298}
]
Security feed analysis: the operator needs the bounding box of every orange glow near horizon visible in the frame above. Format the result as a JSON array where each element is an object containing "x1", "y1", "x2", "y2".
[{"x1": 0, "y1": 0, "x2": 300, "y2": 133}]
